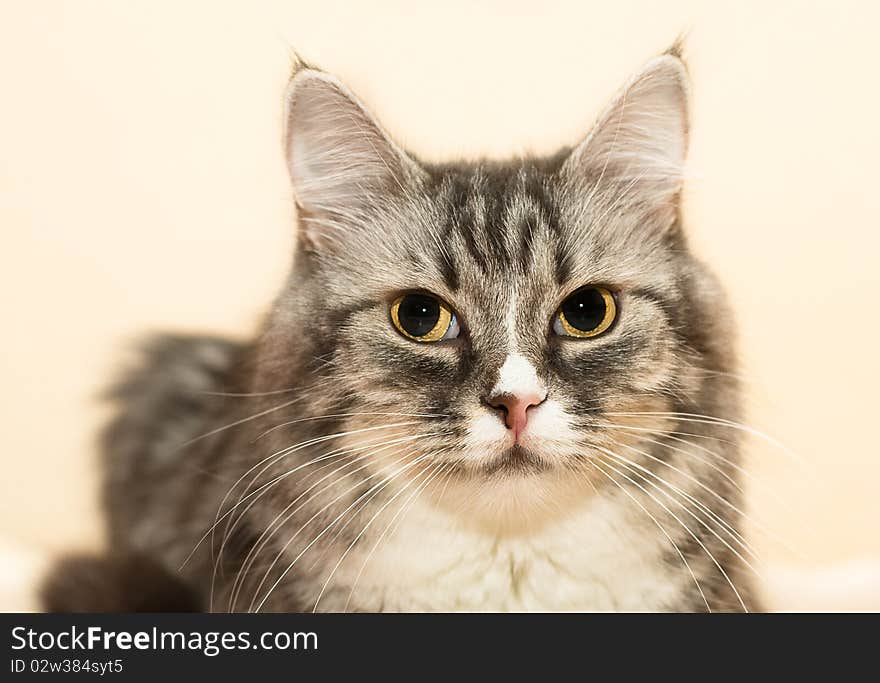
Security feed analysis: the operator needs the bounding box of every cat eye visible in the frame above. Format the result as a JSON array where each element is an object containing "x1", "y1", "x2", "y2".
[
  {"x1": 390, "y1": 293, "x2": 460, "y2": 343},
  {"x1": 553, "y1": 286, "x2": 617, "y2": 338}
]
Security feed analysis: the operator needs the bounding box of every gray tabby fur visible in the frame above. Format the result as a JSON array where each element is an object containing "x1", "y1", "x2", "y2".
[{"x1": 57, "y1": 47, "x2": 761, "y2": 612}]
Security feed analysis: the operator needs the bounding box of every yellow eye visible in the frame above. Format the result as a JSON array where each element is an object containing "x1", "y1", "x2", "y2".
[
  {"x1": 554, "y1": 286, "x2": 617, "y2": 338},
  {"x1": 390, "y1": 293, "x2": 460, "y2": 343}
]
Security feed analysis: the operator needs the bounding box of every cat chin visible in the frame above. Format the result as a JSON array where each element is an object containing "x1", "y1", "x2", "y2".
[
  {"x1": 427, "y1": 460, "x2": 600, "y2": 533},
  {"x1": 448, "y1": 435, "x2": 583, "y2": 476},
  {"x1": 480, "y1": 445, "x2": 551, "y2": 476}
]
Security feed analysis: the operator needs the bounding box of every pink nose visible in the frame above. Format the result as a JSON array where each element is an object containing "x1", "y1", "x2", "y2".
[{"x1": 486, "y1": 391, "x2": 546, "y2": 437}]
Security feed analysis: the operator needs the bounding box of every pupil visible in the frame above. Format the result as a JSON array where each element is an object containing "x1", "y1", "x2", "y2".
[
  {"x1": 562, "y1": 288, "x2": 607, "y2": 331},
  {"x1": 399, "y1": 294, "x2": 441, "y2": 337}
]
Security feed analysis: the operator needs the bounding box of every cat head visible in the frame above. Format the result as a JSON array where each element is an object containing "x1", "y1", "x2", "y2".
[{"x1": 257, "y1": 51, "x2": 736, "y2": 519}]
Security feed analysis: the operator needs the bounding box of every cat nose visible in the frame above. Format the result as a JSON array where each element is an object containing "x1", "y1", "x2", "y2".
[{"x1": 485, "y1": 391, "x2": 546, "y2": 437}]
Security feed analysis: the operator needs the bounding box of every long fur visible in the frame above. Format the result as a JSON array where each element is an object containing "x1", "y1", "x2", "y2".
[{"x1": 43, "y1": 50, "x2": 761, "y2": 613}]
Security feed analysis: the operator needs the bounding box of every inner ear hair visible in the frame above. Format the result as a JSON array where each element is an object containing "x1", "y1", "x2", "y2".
[
  {"x1": 561, "y1": 51, "x2": 690, "y2": 224},
  {"x1": 283, "y1": 66, "x2": 419, "y2": 252}
]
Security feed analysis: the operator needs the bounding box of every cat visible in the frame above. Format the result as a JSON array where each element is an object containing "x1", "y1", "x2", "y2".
[{"x1": 43, "y1": 45, "x2": 762, "y2": 612}]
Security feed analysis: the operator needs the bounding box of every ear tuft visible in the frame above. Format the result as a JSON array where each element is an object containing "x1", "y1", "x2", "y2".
[{"x1": 664, "y1": 33, "x2": 688, "y2": 61}]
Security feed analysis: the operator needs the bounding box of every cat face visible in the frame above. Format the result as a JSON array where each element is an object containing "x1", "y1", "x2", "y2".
[{"x1": 261, "y1": 55, "x2": 735, "y2": 512}]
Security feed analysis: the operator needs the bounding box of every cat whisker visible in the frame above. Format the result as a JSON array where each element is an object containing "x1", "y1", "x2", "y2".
[
  {"x1": 211, "y1": 440, "x2": 391, "y2": 609},
  {"x1": 604, "y1": 411, "x2": 804, "y2": 464},
  {"x1": 591, "y1": 453, "x2": 748, "y2": 612},
  {"x1": 380, "y1": 462, "x2": 455, "y2": 559},
  {"x1": 690, "y1": 368, "x2": 761, "y2": 387},
  {"x1": 313, "y1": 461, "x2": 448, "y2": 612},
  {"x1": 596, "y1": 444, "x2": 763, "y2": 571},
  {"x1": 250, "y1": 451, "x2": 437, "y2": 613},
  {"x1": 198, "y1": 388, "x2": 299, "y2": 398},
  {"x1": 600, "y1": 422, "x2": 804, "y2": 561},
  {"x1": 224, "y1": 438, "x2": 421, "y2": 612},
  {"x1": 284, "y1": 448, "x2": 446, "y2": 577},
  {"x1": 225, "y1": 421, "x2": 424, "y2": 523},
  {"x1": 252, "y1": 411, "x2": 449, "y2": 442},
  {"x1": 586, "y1": 458, "x2": 712, "y2": 612},
  {"x1": 629, "y1": 429, "x2": 749, "y2": 486},
  {"x1": 181, "y1": 421, "x2": 425, "y2": 572},
  {"x1": 176, "y1": 396, "x2": 305, "y2": 449},
  {"x1": 601, "y1": 420, "x2": 741, "y2": 448},
  {"x1": 212, "y1": 432, "x2": 426, "y2": 610},
  {"x1": 612, "y1": 428, "x2": 746, "y2": 495},
  {"x1": 224, "y1": 434, "x2": 439, "y2": 611},
  {"x1": 609, "y1": 425, "x2": 803, "y2": 545},
  {"x1": 594, "y1": 432, "x2": 775, "y2": 548},
  {"x1": 230, "y1": 435, "x2": 444, "y2": 612}
]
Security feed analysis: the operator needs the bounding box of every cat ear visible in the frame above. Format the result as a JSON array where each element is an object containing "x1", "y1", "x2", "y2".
[
  {"x1": 283, "y1": 68, "x2": 417, "y2": 251},
  {"x1": 562, "y1": 53, "x2": 689, "y2": 228}
]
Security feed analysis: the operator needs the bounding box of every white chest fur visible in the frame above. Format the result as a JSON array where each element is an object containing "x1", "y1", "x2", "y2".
[{"x1": 317, "y1": 491, "x2": 686, "y2": 612}]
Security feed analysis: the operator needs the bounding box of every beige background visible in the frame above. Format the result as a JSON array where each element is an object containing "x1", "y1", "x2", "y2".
[{"x1": 1, "y1": 0, "x2": 878, "y2": 609}]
